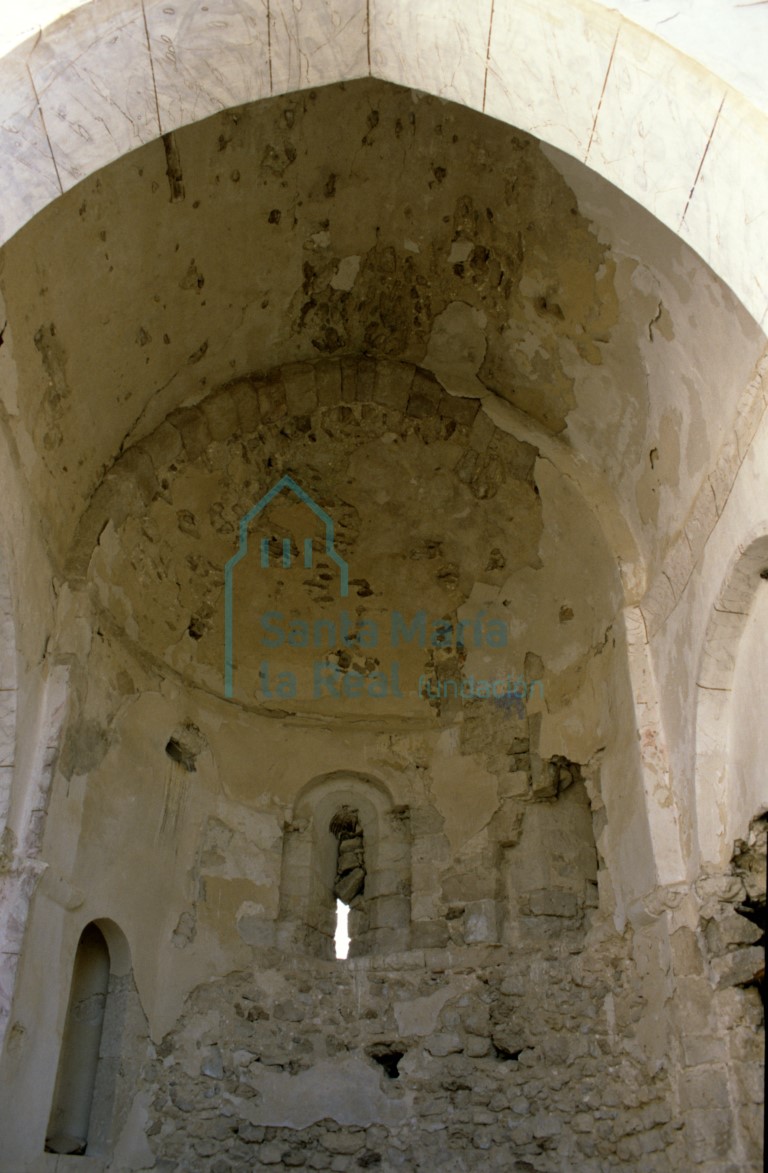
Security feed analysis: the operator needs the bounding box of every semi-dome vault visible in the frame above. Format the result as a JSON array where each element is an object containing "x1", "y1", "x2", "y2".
[{"x1": 0, "y1": 4, "x2": 765, "y2": 1170}]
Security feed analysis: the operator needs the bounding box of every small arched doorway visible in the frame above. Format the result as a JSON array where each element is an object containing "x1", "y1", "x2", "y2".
[{"x1": 45, "y1": 919, "x2": 132, "y2": 1157}]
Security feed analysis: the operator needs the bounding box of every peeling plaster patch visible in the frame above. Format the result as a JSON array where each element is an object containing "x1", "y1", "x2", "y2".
[
  {"x1": 393, "y1": 982, "x2": 467, "y2": 1037},
  {"x1": 449, "y1": 240, "x2": 473, "y2": 265},
  {"x1": 430, "y1": 745, "x2": 498, "y2": 852},
  {"x1": 236, "y1": 900, "x2": 270, "y2": 945},
  {"x1": 307, "y1": 231, "x2": 331, "y2": 251},
  {"x1": 246, "y1": 1057, "x2": 410, "y2": 1128},
  {"x1": 199, "y1": 816, "x2": 280, "y2": 885},
  {"x1": 33, "y1": 322, "x2": 69, "y2": 409},
  {"x1": 330, "y1": 255, "x2": 361, "y2": 291},
  {"x1": 172, "y1": 911, "x2": 197, "y2": 948},
  {"x1": 58, "y1": 717, "x2": 110, "y2": 778},
  {"x1": 423, "y1": 301, "x2": 488, "y2": 399},
  {"x1": 636, "y1": 409, "x2": 682, "y2": 526},
  {"x1": 110, "y1": 1090, "x2": 156, "y2": 1172}
]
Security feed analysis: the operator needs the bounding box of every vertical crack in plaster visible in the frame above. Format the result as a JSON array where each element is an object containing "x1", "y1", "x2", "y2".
[
  {"x1": 26, "y1": 64, "x2": 63, "y2": 196},
  {"x1": 366, "y1": 0, "x2": 371, "y2": 76},
  {"x1": 141, "y1": 0, "x2": 162, "y2": 138},
  {"x1": 162, "y1": 133, "x2": 185, "y2": 203},
  {"x1": 159, "y1": 759, "x2": 191, "y2": 842},
  {"x1": 679, "y1": 94, "x2": 726, "y2": 230},
  {"x1": 648, "y1": 302, "x2": 663, "y2": 343},
  {"x1": 584, "y1": 28, "x2": 619, "y2": 164},
  {"x1": 482, "y1": 0, "x2": 496, "y2": 113},
  {"x1": 267, "y1": 0, "x2": 274, "y2": 95}
]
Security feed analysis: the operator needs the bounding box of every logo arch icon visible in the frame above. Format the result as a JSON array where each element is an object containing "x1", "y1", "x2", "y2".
[{"x1": 224, "y1": 475, "x2": 349, "y2": 698}]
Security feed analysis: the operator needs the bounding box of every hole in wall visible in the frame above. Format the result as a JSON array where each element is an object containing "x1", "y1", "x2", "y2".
[
  {"x1": 736, "y1": 895, "x2": 767, "y2": 932},
  {"x1": 164, "y1": 724, "x2": 206, "y2": 772},
  {"x1": 165, "y1": 738, "x2": 197, "y2": 771},
  {"x1": 493, "y1": 1043, "x2": 523, "y2": 1062},
  {"x1": 187, "y1": 616, "x2": 205, "y2": 640},
  {"x1": 366, "y1": 1043, "x2": 404, "y2": 1079}
]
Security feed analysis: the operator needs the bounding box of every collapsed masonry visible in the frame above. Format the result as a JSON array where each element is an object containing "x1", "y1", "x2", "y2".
[{"x1": 136, "y1": 802, "x2": 763, "y2": 1173}]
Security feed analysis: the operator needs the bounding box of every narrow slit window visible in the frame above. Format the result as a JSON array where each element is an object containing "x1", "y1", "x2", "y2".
[
  {"x1": 334, "y1": 899, "x2": 350, "y2": 959},
  {"x1": 330, "y1": 805, "x2": 365, "y2": 959}
]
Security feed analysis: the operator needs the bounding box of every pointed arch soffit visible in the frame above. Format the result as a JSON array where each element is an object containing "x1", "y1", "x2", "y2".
[
  {"x1": 0, "y1": 0, "x2": 767, "y2": 325},
  {"x1": 694, "y1": 529, "x2": 768, "y2": 868}
]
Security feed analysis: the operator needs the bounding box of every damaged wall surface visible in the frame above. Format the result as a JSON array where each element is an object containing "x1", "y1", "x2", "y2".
[{"x1": 0, "y1": 11, "x2": 764, "y2": 1173}]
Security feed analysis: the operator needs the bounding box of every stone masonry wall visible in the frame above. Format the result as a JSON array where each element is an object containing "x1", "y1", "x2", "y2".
[
  {"x1": 145, "y1": 934, "x2": 683, "y2": 1173},
  {"x1": 130, "y1": 814, "x2": 762, "y2": 1173}
]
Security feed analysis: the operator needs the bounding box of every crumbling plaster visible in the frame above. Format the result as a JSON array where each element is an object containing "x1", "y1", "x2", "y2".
[
  {"x1": 21, "y1": 344, "x2": 625, "y2": 1036},
  {"x1": 0, "y1": 82, "x2": 761, "y2": 592},
  {"x1": 0, "y1": 6, "x2": 764, "y2": 1171},
  {"x1": 0, "y1": 81, "x2": 761, "y2": 898},
  {"x1": 1, "y1": 0, "x2": 768, "y2": 327}
]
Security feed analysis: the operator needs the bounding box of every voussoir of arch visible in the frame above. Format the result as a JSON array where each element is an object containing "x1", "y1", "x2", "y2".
[
  {"x1": 694, "y1": 527, "x2": 768, "y2": 869},
  {"x1": 0, "y1": 0, "x2": 767, "y2": 328}
]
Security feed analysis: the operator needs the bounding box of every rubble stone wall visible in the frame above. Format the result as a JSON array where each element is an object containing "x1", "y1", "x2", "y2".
[
  {"x1": 146, "y1": 937, "x2": 681, "y2": 1173},
  {"x1": 136, "y1": 808, "x2": 764, "y2": 1173}
]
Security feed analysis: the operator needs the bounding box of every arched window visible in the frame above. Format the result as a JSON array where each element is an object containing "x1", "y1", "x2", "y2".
[
  {"x1": 278, "y1": 773, "x2": 411, "y2": 959},
  {"x1": 45, "y1": 920, "x2": 132, "y2": 1157}
]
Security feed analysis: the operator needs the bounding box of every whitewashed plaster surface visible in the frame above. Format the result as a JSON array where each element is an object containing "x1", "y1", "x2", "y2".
[
  {"x1": 645, "y1": 397, "x2": 768, "y2": 873},
  {"x1": 0, "y1": 0, "x2": 767, "y2": 325}
]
